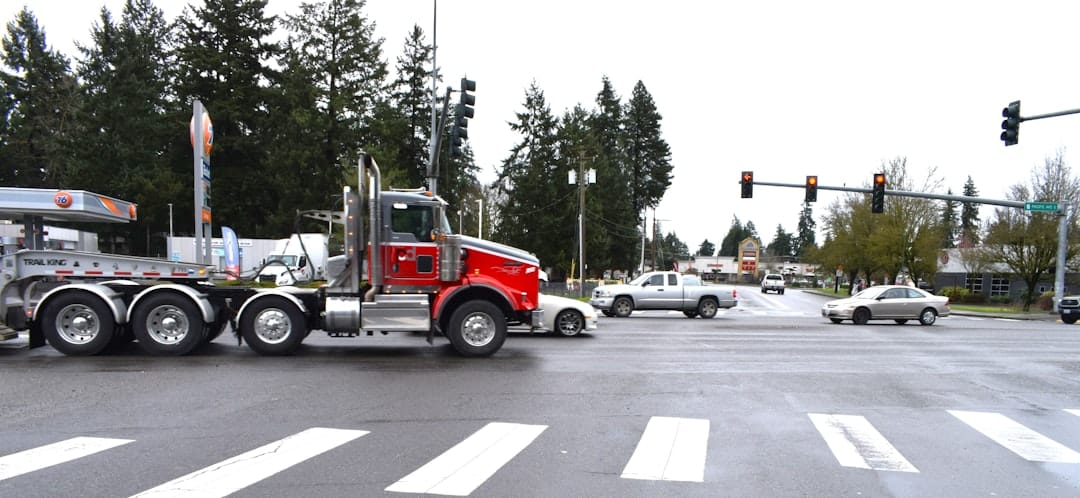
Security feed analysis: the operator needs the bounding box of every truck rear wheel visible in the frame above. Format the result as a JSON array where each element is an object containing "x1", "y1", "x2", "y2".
[
  {"x1": 697, "y1": 298, "x2": 719, "y2": 319},
  {"x1": 41, "y1": 292, "x2": 116, "y2": 356},
  {"x1": 240, "y1": 297, "x2": 307, "y2": 355},
  {"x1": 446, "y1": 300, "x2": 506, "y2": 357},
  {"x1": 131, "y1": 294, "x2": 207, "y2": 356}
]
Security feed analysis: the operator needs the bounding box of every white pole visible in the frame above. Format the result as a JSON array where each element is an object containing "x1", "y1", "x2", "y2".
[
  {"x1": 476, "y1": 199, "x2": 483, "y2": 239},
  {"x1": 168, "y1": 203, "x2": 174, "y2": 260}
]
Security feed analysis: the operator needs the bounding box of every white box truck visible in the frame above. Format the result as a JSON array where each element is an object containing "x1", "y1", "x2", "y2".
[{"x1": 256, "y1": 233, "x2": 329, "y2": 286}]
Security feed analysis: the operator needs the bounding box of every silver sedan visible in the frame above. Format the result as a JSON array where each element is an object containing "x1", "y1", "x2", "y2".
[{"x1": 821, "y1": 285, "x2": 951, "y2": 325}]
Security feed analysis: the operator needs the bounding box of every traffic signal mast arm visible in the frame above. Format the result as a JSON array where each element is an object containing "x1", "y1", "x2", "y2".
[{"x1": 743, "y1": 177, "x2": 1032, "y2": 209}]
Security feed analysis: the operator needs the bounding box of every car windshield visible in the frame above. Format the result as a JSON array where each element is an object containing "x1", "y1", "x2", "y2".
[{"x1": 628, "y1": 273, "x2": 651, "y2": 286}]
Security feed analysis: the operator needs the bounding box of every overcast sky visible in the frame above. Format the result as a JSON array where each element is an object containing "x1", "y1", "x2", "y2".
[{"x1": 8, "y1": 0, "x2": 1080, "y2": 255}]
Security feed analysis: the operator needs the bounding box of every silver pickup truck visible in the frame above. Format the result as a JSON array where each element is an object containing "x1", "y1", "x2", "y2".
[{"x1": 589, "y1": 271, "x2": 738, "y2": 318}]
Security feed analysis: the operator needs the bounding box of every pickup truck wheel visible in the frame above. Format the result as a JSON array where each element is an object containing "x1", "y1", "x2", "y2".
[
  {"x1": 554, "y1": 309, "x2": 584, "y2": 337},
  {"x1": 131, "y1": 293, "x2": 207, "y2": 356},
  {"x1": 697, "y1": 298, "x2": 719, "y2": 319},
  {"x1": 1063, "y1": 315, "x2": 1078, "y2": 324},
  {"x1": 852, "y1": 307, "x2": 871, "y2": 325},
  {"x1": 683, "y1": 311, "x2": 698, "y2": 318},
  {"x1": 447, "y1": 300, "x2": 506, "y2": 356},
  {"x1": 779, "y1": 289, "x2": 785, "y2": 295},
  {"x1": 41, "y1": 292, "x2": 116, "y2": 356},
  {"x1": 601, "y1": 310, "x2": 615, "y2": 317},
  {"x1": 612, "y1": 297, "x2": 634, "y2": 317},
  {"x1": 829, "y1": 318, "x2": 843, "y2": 324},
  {"x1": 240, "y1": 297, "x2": 307, "y2": 355}
]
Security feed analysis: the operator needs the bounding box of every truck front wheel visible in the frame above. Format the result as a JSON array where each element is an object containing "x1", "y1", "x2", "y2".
[
  {"x1": 41, "y1": 292, "x2": 116, "y2": 356},
  {"x1": 131, "y1": 294, "x2": 207, "y2": 356},
  {"x1": 612, "y1": 297, "x2": 634, "y2": 317},
  {"x1": 446, "y1": 300, "x2": 506, "y2": 357},
  {"x1": 240, "y1": 297, "x2": 307, "y2": 355}
]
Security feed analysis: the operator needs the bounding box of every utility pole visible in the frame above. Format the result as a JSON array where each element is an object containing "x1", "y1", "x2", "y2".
[{"x1": 569, "y1": 150, "x2": 594, "y2": 297}]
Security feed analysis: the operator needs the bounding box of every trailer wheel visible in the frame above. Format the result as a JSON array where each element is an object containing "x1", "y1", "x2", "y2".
[
  {"x1": 41, "y1": 292, "x2": 116, "y2": 356},
  {"x1": 240, "y1": 297, "x2": 307, "y2": 355},
  {"x1": 446, "y1": 300, "x2": 506, "y2": 357},
  {"x1": 131, "y1": 294, "x2": 207, "y2": 356}
]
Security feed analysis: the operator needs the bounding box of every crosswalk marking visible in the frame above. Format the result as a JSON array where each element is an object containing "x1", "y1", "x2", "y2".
[
  {"x1": 621, "y1": 416, "x2": 709, "y2": 482},
  {"x1": 130, "y1": 427, "x2": 368, "y2": 498},
  {"x1": 808, "y1": 414, "x2": 918, "y2": 472},
  {"x1": 0, "y1": 437, "x2": 133, "y2": 482},
  {"x1": 386, "y1": 422, "x2": 547, "y2": 496},
  {"x1": 948, "y1": 410, "x2": 1080, "y2": 463}
]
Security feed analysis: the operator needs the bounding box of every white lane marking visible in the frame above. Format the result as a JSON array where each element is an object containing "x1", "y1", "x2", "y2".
[
  {"x1": 1066, "y1": 409, "x2": 1080, "y2": 418},
  {"x1": 386, "y1": 422, "x2": 546, "y2": 496},
  {"x1": 621, "y1": 416, "x2": 710, "y2": 482},
  {"x1": 0, "y1": 437, "x2": 133, "y2": 482},
  {"x1": 131, "y1": 427, "x2": 368, "y2": 498},
  {"x1": 948, "y1": 410, "x2": 1080, "y2": 463},
  {"x1": 808, "y1": 414, "x2": 918, "y2": 472}
]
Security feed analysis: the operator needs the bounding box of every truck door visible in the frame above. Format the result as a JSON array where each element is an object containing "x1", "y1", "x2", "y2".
[
  {"x1": 383, "y1": 202, "x2": 440, "y2": 288},
  {"x1": 636, "y1": 273, "x2": 669, "y2": 309}
]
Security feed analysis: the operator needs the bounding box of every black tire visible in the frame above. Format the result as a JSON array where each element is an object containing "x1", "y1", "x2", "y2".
[
  {"x1": 683, "y1": 311, "x2": 698, "y2": 318},
  {"x1": 852, "y1": 307, "x2": 871, "y2": 325},
  {"x1": 446, "y1": 300, "x2": 507, "y2": 356},
  {"x1": 612, "y1": 297, "x2": 634, "y2": 318},
  {"x1": 894, "y1": 319, "x2": 908, "y2": 325},
  {"x1": 554, "y1": 309, "x2": 585, "y2": 337},
  {"x1": 1063, "y1": 315, "x2": 1079, "y2": 325},
  {"x1": 601, "y1": 310, "x2": 615, "y2": 317},
  {"x1": 240, "y1": 296, "x2": 308, "y2": 355},
  {"x1": 131, "y1": 294, "x2": 207, "y2": 356},
  {"x1": 41, "y1": 292, "x2": 116, "y2": 356},
  {"x1": 697, "y1": 298, "x2": 719, "y2": 319},
  {"x1": 829, "y1": 318, "x2": 843, "y2": 324},
  {"x1": 779, "y1": 289, "x2": 785, "y2": 295},
  {"x1": 761, "y1": 288, "x2": 766, "y2": 293},
  {"x1": 918, "y1": 308, "x2": 938, "y2": 326}
]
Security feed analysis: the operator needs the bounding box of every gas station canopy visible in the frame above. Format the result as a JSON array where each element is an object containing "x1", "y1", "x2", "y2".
[{"x1": 0, "y1": 187, "x2": 137, "y2": 223}]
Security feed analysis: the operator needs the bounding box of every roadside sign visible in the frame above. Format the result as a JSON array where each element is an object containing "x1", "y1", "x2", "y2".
[{"x1": 1024, "y1": 202, "x2": 1059, "y2": 212}]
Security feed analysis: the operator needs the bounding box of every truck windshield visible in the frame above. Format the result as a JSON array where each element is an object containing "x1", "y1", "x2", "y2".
[{"x1": 267, "y1": 255, "x2": 298, "y2": 266}]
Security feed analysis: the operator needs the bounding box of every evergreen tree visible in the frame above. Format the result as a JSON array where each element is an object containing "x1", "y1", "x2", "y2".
[
  {"x1": 623, "y1": 80, "x2": 673, "y2": 247},
  {"x1": 72, "y1": 0, "x2": 178, "y2": 254},
  {"x1": 696, "y1": 239, "x2": 715, "y2": 257},
  {"x1": 767, "y1": 224, "x2": 793, "y2": 258},
  {"x1": 960, "y1": 176, "x2": 980, "y2": 247},
  {"x1": 0, "y1": 8, "x2": 78, "y2": 188},
  {"x1": 281, "y1": 0, "x2": 388, "y2": 212},
  {"x1": 590, "y1": 76, "x2": 638, "y2": 274},
  {"x1": 492, "y1": 81, "x2": 564, "y2": 269},
  {"x1": 794, "y1": 201, "x2": 817, "y2": 258},
  {"x1": 719, "y1": 216, "x2": 757, "y2": 256},
  {"x1": 173, "y1": 0, "x2": 279, "y2": 236},
  {"x1": 389, "y1": 24, "x2": 433, "y2": 186},
  {"x1": 940, "y1": 188, "x2": 959, "y2": 248}
]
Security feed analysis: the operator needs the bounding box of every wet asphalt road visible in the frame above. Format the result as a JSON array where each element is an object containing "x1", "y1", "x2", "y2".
[{"x1": 2, "y1": 288, "x2": 1080, "y2": 497}]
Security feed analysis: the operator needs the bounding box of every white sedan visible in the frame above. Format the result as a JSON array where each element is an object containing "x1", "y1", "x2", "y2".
[{"x1": 536, "y1": 293, "x2": 599, "y2": 336}]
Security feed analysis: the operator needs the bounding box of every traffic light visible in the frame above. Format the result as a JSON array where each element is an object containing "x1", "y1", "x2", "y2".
[
  {"x1": 871, "y1": 173, "x2": 886, "y2": 213},
  {"x1": 740, "y1": 171, "x2": 753, "y2": 198},
  {"x1": 1001, "y1": 100, "x2": 1020, "y2": 146},
  {"x1": 450, "y1": 78, "x2": 476, "y2": 158},
  {"x1": 805, "y1": 175, "x2": 818, "y2": 203}
]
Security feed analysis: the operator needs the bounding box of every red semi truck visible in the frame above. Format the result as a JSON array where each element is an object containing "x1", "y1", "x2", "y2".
[{"x1": 0, "y1": 153, "x2": 542, "y2": 357}]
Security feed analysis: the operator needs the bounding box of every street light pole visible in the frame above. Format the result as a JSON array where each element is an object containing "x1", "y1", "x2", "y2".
[{"x1": 569, "y1": 152, "x2": 595, "y2": 297}]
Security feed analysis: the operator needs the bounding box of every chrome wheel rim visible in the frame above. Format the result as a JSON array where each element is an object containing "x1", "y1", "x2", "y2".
[
  {"x1": 145, "y1": 305, "x2": 189, "y2": 345},
  {"x1": 55, "y1": 304, "x2": 101, "y2": 345},
  {"x1": 461, "y1": 312, "x2": 496, "y2": 347},
  {"x1": 557, "y1": 312, "x2": 582, "y2": 336},
  {"x1": 254, "y1": 308, "x2": 292, "y2": 344}
]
